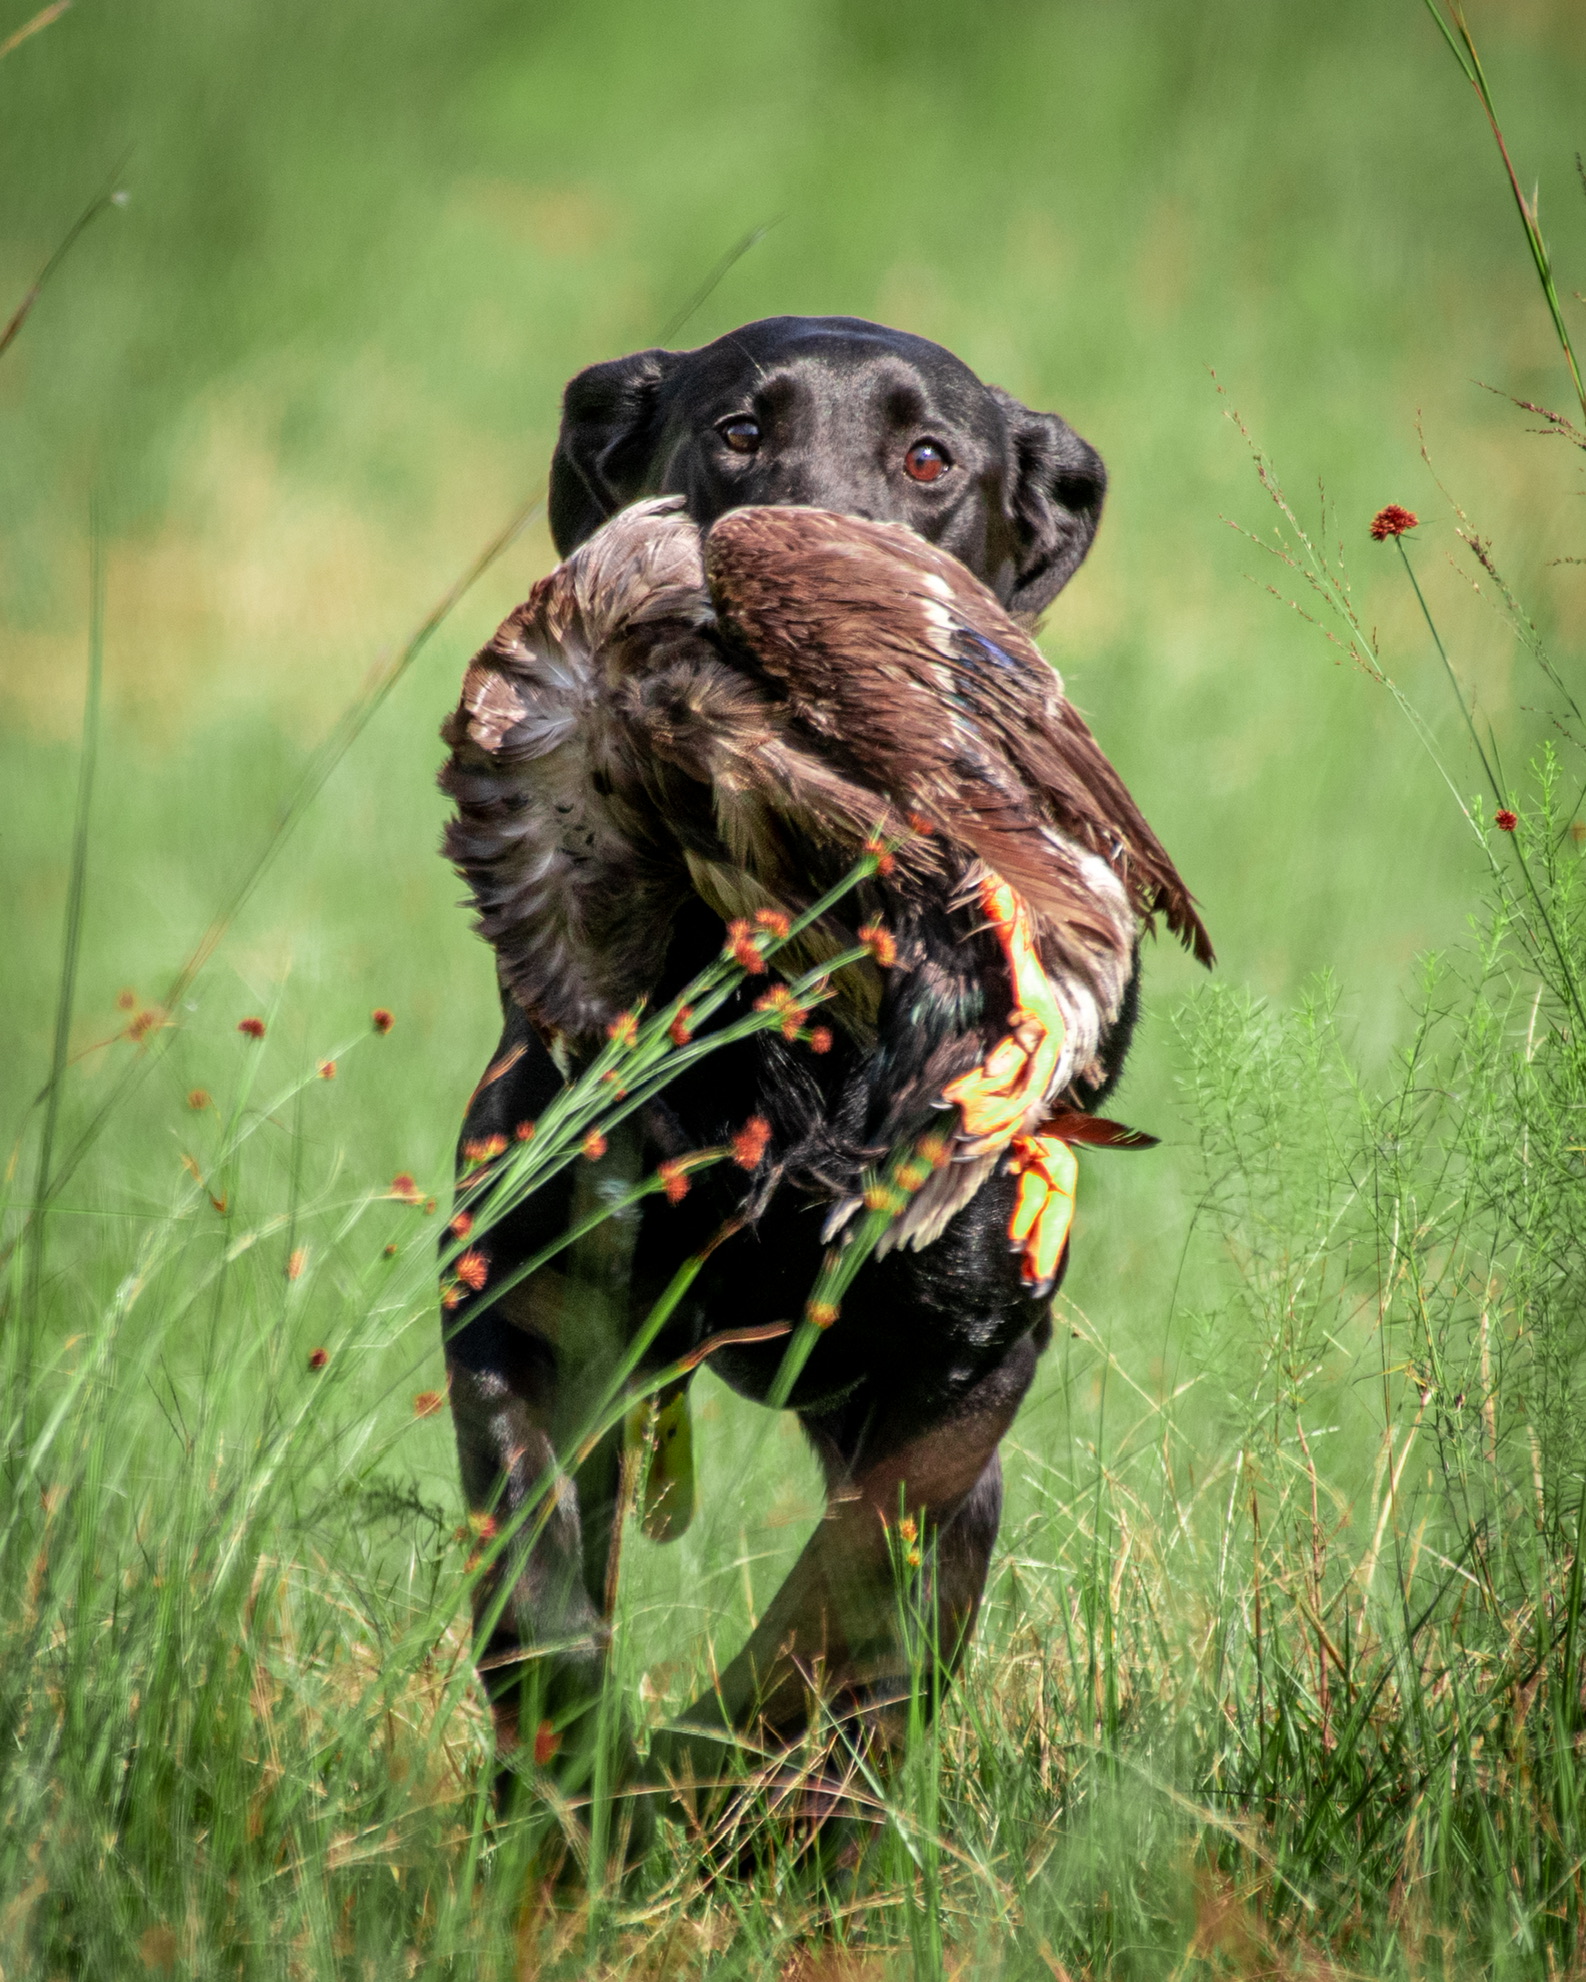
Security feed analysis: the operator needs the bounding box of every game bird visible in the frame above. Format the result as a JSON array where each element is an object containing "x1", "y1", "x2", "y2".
[{"x1": 441, "y1": 495, "x2": 1211, "y2": 1320}]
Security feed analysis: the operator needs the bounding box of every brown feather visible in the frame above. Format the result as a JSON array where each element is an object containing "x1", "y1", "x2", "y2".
[{"x1": 705, "y1": 506, "x2": 1214, "y2": 979}]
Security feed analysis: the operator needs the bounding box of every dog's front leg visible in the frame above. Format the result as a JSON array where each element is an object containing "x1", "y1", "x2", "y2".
[
  {"x1": 446, "y1": 1301, "x2": 612, "y2": 1767},
  {"x1": 445, "y1": 1013, "x2": 645, "y2": 1838}
]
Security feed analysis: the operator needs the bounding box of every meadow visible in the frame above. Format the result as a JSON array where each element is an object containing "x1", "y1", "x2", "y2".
[{"x1": 2, "y1": 0, "x2": 1585, "y2": 1973}]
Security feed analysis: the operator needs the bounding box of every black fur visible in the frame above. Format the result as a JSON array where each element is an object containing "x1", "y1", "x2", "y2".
[
  {"x1": 448, "y1": 317, "x2": 1118, "y2": 1838},
  {"x1": 548, "y1": 316, "x2": 1105, "y2": 622}
]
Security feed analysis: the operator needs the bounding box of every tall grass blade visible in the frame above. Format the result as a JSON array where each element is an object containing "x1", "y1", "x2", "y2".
[
  {"x1": 21, "y1": 496, "x2": 104, "y2": 1369},
  {"x1": 1423, "y1": 0, "x2": 1586, "y2": 423},
  {"x1": 0, "y1": 157, "x2": 126, "y2": 363}
]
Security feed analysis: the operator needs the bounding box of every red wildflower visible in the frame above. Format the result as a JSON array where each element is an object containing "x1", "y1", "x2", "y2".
[
  {"x1": 307, "y1": 1347, "x2": 329, "y2": 1371},
  {"x1": 514, "y1": 1119, "x2": 535, "y2": 1141},
  {"x1": 390, "y1": 1172, "x2": 421, "y2": 1204},
  {"x1": 753, "y1": 907, "x2": 792, "y2": 940},
  {"x1": 371, "y1": 1007, "x2": 395, "y2": 1034},
  {"x1": 462, "y1": 1133, "x2": 507, "y2": 1168},
  {"x1": 449, "y1": 1210, "x2": 474, "y2": 1240},
  {"x1": 863, "y1": 834, "x2": 897, "y2": 877},
  {"x1": 606, "y1": 1010, "x2": 639, "y2": 1047},
  {"x1": 1495, "y1": 809, "x2": 1518, "y2": 832},
  {"x1": 658, "y1": 1158, "x2": 690, "y2": 1204},
  {"x1": 807, "y1": 1026, "x2": 833, "y2": 1055},
  {"x1": 467, "y1": 1511, "x2": 498, "y2": 1542},
  {"x1": 238, "y1": 1016, "x2": 266, "y2": 1041},
  {"x1": 1369, "y1": 504, "x2": 1418, "y2": 541},
  {"x1": 533, "y1": 1720, "x2": 561, "y2": 1766},
  {"x1": 907, "y1": 812, "x2": 935, "y2": 836},
  {"x1": 731, "y1": 1114, "x2": 772, "y2": 1170},
  {"x1": 582, "y1": 1129, "x2": 608, "y2": 1162},
  {"x1": 186, "y1": 1089, "x2": 211, "y2": 1111},
  {"x1": 456, "y1": 1249, "x2": 489, "y2": 1292},
  {"x1": 413, "y1": 1389, "x2": 446, "y2": 1418},
  {"x1": 806, "y1": 1299, "x2": 839, "y2": 1330},
  {"x1": 858, "y1": 922, "x2": 897, "y2": 967},
  {"x1": 440, "y1": 1283, "x2": 462, "y2": 1310},
  {"x1": 318, "y1": 1059, "x2": 336, "y2": 1080},
  {"x1": 724, "y1": 919, "x2": 768, "y2": 973},
  {"x1": 669, "y1": 1006, "x2": 695, "y2": 1046}
]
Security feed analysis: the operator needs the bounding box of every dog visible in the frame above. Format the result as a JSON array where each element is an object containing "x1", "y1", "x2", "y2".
[{"x1": 442, "y1": 315, "x2": 1118, "y2": 1837}]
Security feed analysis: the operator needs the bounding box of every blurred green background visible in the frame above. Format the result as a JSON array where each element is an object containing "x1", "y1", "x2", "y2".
[{"x1": 3, "y1": 0, "x2": 1584, "y2": 1648}]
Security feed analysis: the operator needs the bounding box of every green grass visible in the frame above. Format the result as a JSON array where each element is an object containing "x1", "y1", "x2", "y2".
[{"x1": 3, "y1": 0, "x2": 1586, "y2": 1972}]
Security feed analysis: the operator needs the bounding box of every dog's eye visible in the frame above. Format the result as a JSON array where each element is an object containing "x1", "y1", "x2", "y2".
[
  {"x1": 904, "y1": 440, "x2": 951, "y2": 484},
  {"x1": 719, "y1": 419, "x2": 761, "y2": 455}
]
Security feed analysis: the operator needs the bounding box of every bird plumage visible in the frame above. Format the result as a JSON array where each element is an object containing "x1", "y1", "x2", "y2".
[{"x1": 440, "y1": 495, "x2": 1209, "y2": 1261}]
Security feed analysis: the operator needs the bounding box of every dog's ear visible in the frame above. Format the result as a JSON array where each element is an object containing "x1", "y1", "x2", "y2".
[
  {"x1": 989, "y1": 387, "x2": 1107, "y2": 622},
  {"x1": 548, "y1": 348, "x2": 674, "y2": 555}
]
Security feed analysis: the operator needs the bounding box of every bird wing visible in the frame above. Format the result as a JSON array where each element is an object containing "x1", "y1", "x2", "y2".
[
  {"x1": 704, "y1": 506, "x2": 1214, "y2": 982},
  {"x1": 438, "y1": 499, "x2": 712, "y2": 1041},
  {"x1": 440, "y1": 498, "x2": 906, "y2": 1047}
]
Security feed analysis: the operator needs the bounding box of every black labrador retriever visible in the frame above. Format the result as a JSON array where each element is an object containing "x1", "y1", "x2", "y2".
[{"x1": 443, "y1": 314, "x2": 1111, "y2": 1827}]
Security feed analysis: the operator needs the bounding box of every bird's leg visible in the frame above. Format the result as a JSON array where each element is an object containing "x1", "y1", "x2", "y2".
[
  {"x1": 942, "y1": 876, "x2": 1065, "y2": 1149},
  {"x1": 941, "y1": 875, "x2": 1078, "y2": 1292},
  {"x1": 1005, "y1": 1131, "x2": 1079, "y2": 1295}
]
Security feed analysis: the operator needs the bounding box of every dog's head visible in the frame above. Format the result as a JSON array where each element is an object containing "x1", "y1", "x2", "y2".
[{"x1": 547, "y1": 315, "x2": 1105, "y2": 623}]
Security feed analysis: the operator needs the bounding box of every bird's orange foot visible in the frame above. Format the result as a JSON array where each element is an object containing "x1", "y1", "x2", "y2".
[
  {"x1": 941, "y1": 876, "x2": 1067, "y2": 1154},
  {"x1": 1006, "y1": 1132, "x2": 1079, "y2": 1294}
]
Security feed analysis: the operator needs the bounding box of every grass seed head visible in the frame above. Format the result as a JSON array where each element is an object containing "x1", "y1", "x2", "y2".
[
  {"x1": 858, "y1": 922, "x2": 897, "y2": 967},
  {"x1": 731, "y1": 1114, "x2": 772, "y2": 1169},
  {"x1": 724, "y1": 918, "x2": 768, "y2": 971},
  {"x1": 863, "y1": 833, "x2": 897, "y2": 876}
]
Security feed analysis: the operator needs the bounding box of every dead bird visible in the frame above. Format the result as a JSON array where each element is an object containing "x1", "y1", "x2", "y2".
[{"x1": 443, "y1": 495, "x2": 1209, "y2": 1295}]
